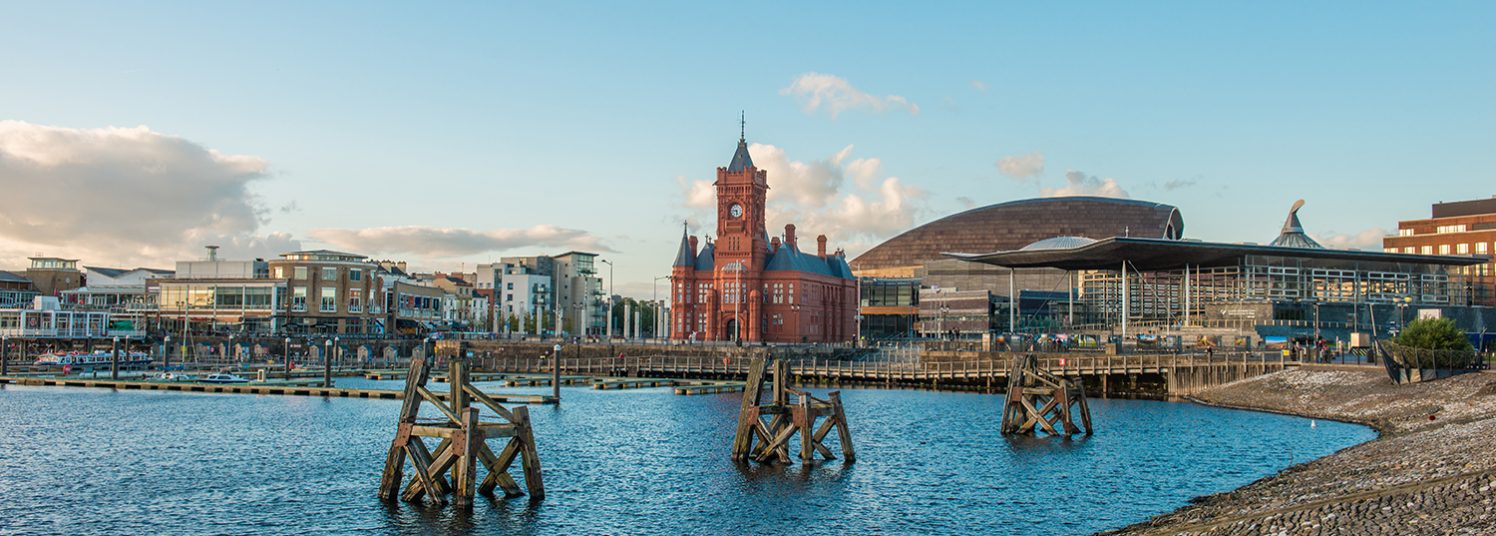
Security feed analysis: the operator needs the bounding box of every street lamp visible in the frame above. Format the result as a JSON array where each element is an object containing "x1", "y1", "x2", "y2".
[
  {"x1": 111, "y1": 335, "x2": 120, "y2": 380},
  {"x1": 283, "y1": 336, "x2": 292, "y2": 380},
  {"x1": 163, "y1": 334, "x2": 171, "y2": 372}
]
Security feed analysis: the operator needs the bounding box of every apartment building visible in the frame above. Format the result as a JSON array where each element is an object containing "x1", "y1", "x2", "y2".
[{"x1": 1384, "y1": 196, "x2": 1496, "y2": 306}]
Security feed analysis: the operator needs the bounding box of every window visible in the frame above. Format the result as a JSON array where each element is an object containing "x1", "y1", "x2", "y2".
[
  {"x1": 294, "y1": 266, "x2": 308, "y2": 280},
  {"x1": 1457, "y1": 243, "x2": 1470, "y2": 254},
  {"x1": 506, "y1": 282, "x2": 514, "y2": 290},
  {"x1": 292, "y1": 287, "x2": 308, "y2": 312},
  {"x1": 1439, "y1": 244, "x2": 1451, "y2": 255},
  {"x1": 349, "y1": 289, "x2": 363, "y2": 313},
  {"x1": 274, "y1": 267, "x2": 285, "y2": 279},
  {"x1": 320, "y1": 287, "x2": 337, "y2": 312},
  {"x1": 1479, "y1": 242, "x2": 1490, "y2": 255},
  {"x1": 1403, "y1": 246, "x2": 1414, "y2": 254},
  {"x1": 1421, "y1": 246, "x2": 1433, "y2": 255},
  {"x1": 1398, "y1": 229, "x2": 1415, "y2": 237},
  {"x1": 506, "y1": 293, "x2": 513, "y2": 302},
  {"x1": 322, "y1": 267, "x2": 337, "y2": 281},
  {"x1": 350, "y1": 269, "x2": 362, "y2": 281},
  {"x1": 1436, "y1": 224, "x2": 1468, "y2": 234}
]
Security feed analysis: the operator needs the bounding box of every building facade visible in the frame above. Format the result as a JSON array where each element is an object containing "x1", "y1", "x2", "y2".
[
  {"x1": 267, "y1": 250, "x2": 386, "y2": 335},
  {"x1": 669, "y1": 131, "x2": 857, "y2": 343},
  {"x1": 1383, "y1": 196, "x2": 1496, "y2": 306}
]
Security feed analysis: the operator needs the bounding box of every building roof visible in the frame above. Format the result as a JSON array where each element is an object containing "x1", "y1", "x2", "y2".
[
  {"x1": 727, "y1": 139, "x2": 754, "y2": 173},
  {"x1": 762, "y1": 244, "x2": 854, "y2": 279},
  {"x1": 1268, "y1": 199, "x2": 1323, "y2": 249},
  {"x1": 673, "y1": 225, "x2": 694, "y2": 267},
  {"x1": 851, "y1": 196, "x2": 1184, "y2": 272},
  {"x1": 694, "y1": 241, "x2": 715, "y2": 271},
  {"x1": 1433, "y1": 196, "x2": 1496, "y2": 219},
  {"x1": 280, "y1": 249, "x2": 367, "y2": 260},
  {"x1": 84, "y1": 266, "x2": 175, "y2": 278},
  {"x1": 0, "y1": 270, "x2": 31, "y2": 284},
  {"x1": 947, "y1": 236, "x2": 1489, "y2": 272}
]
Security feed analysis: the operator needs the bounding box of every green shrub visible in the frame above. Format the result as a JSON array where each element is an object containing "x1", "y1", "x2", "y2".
[{"x1": 1395, "y1": 317, "x2": 1473, "y2": 352}]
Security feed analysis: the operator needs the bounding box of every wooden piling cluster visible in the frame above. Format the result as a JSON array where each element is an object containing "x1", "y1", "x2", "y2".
[
  {"x1": 378, "y1": 353, "x2": 544, "y2": 507},
  {"x1": 731, "y1": 357, "x2": 855, "y2": 464},
  {"x1": 999, "y1": 354, "x2": 1093, "y2": 437}
]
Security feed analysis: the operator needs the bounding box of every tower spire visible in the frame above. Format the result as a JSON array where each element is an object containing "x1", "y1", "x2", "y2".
[{"x1": 739, "y1": 110, "x2": 745, "y2": 142}]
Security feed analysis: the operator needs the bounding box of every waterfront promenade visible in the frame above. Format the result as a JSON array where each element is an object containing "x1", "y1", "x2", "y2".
[{"x1": 1111, "y1": 367, "x2": 1496, "y2": 535}]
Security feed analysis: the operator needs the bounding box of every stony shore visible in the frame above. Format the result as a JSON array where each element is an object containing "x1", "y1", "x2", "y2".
[{"x1": 1107, "y1": 366, "x2": 1496, "y2": 535}]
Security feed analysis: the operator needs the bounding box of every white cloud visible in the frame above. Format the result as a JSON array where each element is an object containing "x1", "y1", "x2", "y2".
[
  {"x1": 0, "y1": 120, "x2": 298, "y2": 267},
  {"x1": 308, "y1": 224, "x2": 612, "y2": 258},
  {"x1": 970, "y1": 80, "x2": 989, "y2": 92},
  {"x1": 676, "y1": 143, "x2": 926, "y2": 259},
  {"x1": 996, "y1": 152, "x2": 1045, "y2": 180},
  {"x1": 1041, "y1": 170, "x2": 1130, "y2": 198},
  {"x1": 780, "y1": 72, "x2": 919, "y2": 119},
  {"x1": 1312, "y1": 227, "x2": 1389, "y2": 251}
]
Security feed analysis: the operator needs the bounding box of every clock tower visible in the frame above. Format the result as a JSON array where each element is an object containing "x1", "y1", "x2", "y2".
[{"x1": 715, "y1": 119, "x2": 769, "y2": 272}]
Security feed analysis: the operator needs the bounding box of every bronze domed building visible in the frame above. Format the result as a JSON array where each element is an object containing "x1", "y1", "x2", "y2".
[{"x1": 851, "y1": 196, "x2": 1184, "y2": 339}]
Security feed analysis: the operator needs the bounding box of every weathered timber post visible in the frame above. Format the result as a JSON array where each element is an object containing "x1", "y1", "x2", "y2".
[
  {"x1": 731, "y1": 357, "x2": 854, "y2": 465},
  {"x1": 1000, "y1": 354, "x2": 1092, "y2": 437},
  {"x1": 379, "y1": 340, "x2": 545, "y2": 507}
]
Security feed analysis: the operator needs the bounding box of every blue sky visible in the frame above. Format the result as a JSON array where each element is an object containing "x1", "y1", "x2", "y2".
[{"x1": 1, "y1": 2, "x2": 1493, "y2": 297}]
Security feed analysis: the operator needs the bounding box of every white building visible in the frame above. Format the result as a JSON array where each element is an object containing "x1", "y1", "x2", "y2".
[{"x1": 61, "y1": 266, "x2": 174, "y2": 309}]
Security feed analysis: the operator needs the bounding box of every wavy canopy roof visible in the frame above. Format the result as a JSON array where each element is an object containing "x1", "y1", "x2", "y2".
[{"x1": 851, "y1": 197, "x2": 1183, "y2": 272}]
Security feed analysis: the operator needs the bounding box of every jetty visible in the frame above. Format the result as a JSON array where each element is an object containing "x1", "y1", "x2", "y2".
[{"x1": 0, "y1": 375, "x2": 555, "y2": 404}]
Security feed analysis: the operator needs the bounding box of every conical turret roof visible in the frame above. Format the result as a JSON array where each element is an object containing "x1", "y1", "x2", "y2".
[
  {"x1": 672, "y1": 223, "x2": 694, "y2": 267},
  {"x1": 1269, "y1": 199, "x2": 1324, "y2": 249}
]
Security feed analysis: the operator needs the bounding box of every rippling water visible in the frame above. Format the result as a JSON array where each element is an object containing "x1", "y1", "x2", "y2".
[{"x1": 0, "y1": 380, "x2": 1371, "y2": 535}]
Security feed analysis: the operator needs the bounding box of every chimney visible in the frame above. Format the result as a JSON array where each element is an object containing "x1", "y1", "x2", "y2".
[
  {"x1": 688, "y1": 236, "x2": 699, "y2": 255},
  {"x1": 770, "y1": 236, "x2": 781, "y2": 252},
  {"x1": 816, "y1": 235, "x2": 828, "y2": 258},
  {"x1": 785, "y1": 224, "x2": 797, "y2": 248},
  {"x1": 205, "y1": 245, "x2": 219, "y2": 262}
]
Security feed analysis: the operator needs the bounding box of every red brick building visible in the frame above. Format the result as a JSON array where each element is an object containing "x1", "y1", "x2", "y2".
[
  {"x1": 669, "y1": 131, "x2": 857, "y2": 343},
  {"x1": 1383, "y1": 196, "x2": 1496, "y2": 306}
]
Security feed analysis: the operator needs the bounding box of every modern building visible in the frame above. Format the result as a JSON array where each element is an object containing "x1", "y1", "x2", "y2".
[
  {"x1": 25, "y1": 257, "x2": 84, "y2": 296},
  {"x1": 852, "y1": 196, "x2": 1184, "y2": 340},
  {"x1": 390, "y1": 280, "x2": 445, "y2": 334},
  {"x1": 551, "y1": 252, "x2": 605, "y2": 336},
  {"x1": 152, "y1": 249, "x2": 282, "y2": 336},
  {"x1": 267, "y1": 250, "x2": 387, "y2": 335},
  {"x1": 1383, "y1": 195, "x2": 1496, "y2": 306},
  {"x1": 669, "y1": 129, "x2": 858, "y2": 343},
  {"x1": 61, "y1": 266, "x2": 174, "y2": 309},
  {"x1": 0, "y1": 271, "x2": 38, "y2": 308},
  {"x1": 949, "y1": 201, "x2": 1492, "y2": 345}
]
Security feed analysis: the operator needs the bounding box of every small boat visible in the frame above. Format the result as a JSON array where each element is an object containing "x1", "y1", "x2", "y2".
[
  {"x1": 201, "y1": 372, "x2": 249, "y2": 384},
  {"x1": 153, "y1": 372, "x2": 198, "y2": 382},
  {"x1": 35, "y1": 350, "x2": 153, "y2": 368}
]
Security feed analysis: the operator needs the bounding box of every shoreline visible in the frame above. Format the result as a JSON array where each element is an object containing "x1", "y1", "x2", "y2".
[{"x1": 1105, "y1": 367, "x2": 1496, "y2": 535}]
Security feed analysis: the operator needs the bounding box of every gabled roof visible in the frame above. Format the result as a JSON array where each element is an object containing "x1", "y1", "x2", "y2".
[
  {"x1": 0, "y1": 270, "x2": 31, "y2": 284},
  {"x1": 764, "y1": 243, "x2": 854, "y2": 280},
  {"x1": 694, "y1": 242, "x2": 715, "y2": 271}
]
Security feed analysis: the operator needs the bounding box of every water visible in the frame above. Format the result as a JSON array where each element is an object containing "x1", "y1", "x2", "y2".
[{"x1": 0, "y1": 381, "x2": 1372, "y2": 535}]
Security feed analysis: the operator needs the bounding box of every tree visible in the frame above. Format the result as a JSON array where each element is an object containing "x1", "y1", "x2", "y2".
[{"x1": 1395, "y1": 317, "x2": 1472, "y2": 352}]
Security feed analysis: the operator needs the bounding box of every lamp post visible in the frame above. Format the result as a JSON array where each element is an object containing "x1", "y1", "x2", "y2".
[
  {"x1": 2, "y1": 335, "x2": 7, "y2": 377},
  {"x1": 163, "y1": 334, "x2": 171, "y2": 372}
]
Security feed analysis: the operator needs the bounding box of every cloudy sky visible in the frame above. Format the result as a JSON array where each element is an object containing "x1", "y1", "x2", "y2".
[{"x1": 2, "y1": 2, "x2": 1493, "y2": 297}]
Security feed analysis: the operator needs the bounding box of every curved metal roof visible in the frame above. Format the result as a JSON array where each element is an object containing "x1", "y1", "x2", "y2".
[
  {"x1": 947, "y1": 237, "x2": 1487, "y2": 272},
  {"x1": 851, "y1": 196, "x2": 1184, "y2": 272},
  {"x1": 1019, "y1": 236, "x2": 1098, "y2": 251}
]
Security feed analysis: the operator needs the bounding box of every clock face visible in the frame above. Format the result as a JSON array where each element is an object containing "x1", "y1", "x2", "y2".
[{"x1": 729, "y1": 203, "x2": 743, "y2": 218}]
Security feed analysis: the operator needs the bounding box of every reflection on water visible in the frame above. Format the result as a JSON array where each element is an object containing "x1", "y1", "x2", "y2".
[{"x1": 0, "y1": 382, "x2": 1372, "y2": 535}]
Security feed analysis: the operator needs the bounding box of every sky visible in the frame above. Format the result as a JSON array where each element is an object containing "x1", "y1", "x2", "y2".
[{"x1": 1, "y1": 2, "x2": 1494, "y2": 298}]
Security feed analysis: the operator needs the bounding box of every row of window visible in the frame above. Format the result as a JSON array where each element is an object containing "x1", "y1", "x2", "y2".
[
  {"x1": 1385, "y1": 242, "x2": 1492, "y2": 256},
  {"x1": 290, "y1": 287, "x2": 365, "y2": 313},
  {"x1": 274, "y1": 265, "x2": 364, "y2": 282}
]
